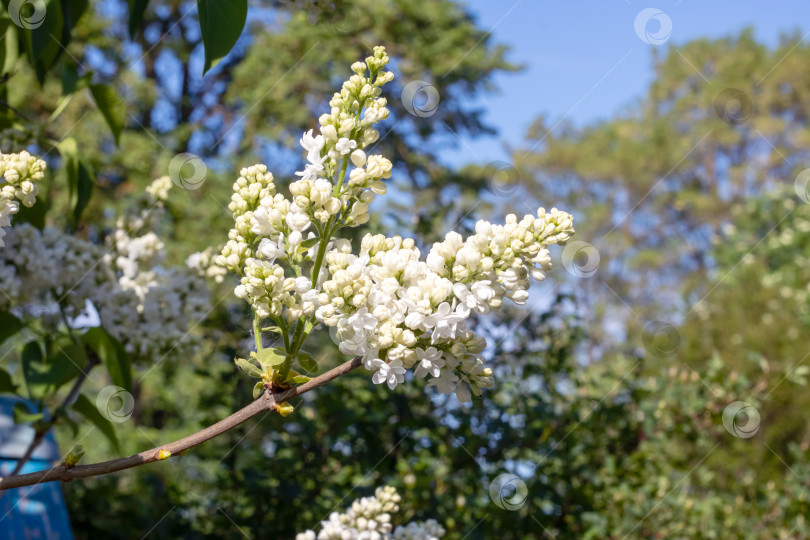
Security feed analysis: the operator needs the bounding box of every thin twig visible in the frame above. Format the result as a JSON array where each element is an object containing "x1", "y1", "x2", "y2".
[{"x1": 0, "y1": 356, "x2": 362, "y2": 490}]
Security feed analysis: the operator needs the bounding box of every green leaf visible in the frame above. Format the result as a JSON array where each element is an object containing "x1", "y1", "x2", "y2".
[
  {"x1": 89, "y1": 83, "x2": 125, "y2": 144},
  {"x1": 284, "y1": 370, "x2": 312, "y2": 384},
  {"x1": 22, "y1": 340, "x2": 85, "y2": 398},
  {"x1": 252, "y1": 381, "x2": 264, "y2": 399},
  {"x1": 73, "y1": 160, "x2": 93, "y2": 225},
  {"x1": 61, "y1": 63, "x2": 80, "y2": 96},
  {"x1": 256, "y1": 348, "x2": 286, "y2": 368},
  {"x1": 0, "y1": 311, "x2": 24, "y2": 345},
  {"x1": 22, "y1": 0, "x2": 64, "y2": 84},
  {"x1": 0, "y1": 19, "x2": 19, "y2": 76},
  {"x1": 82, "y1": 327, "x2": 131, "y2": 390},
  {"x1": 21, "y1": 341, "x2": 46, "y2": 399},
  {"x1": 72, "y1": 393, "x2": 121, "y2": 453},
  {"x1": 297, "y1": 352, "x2": 318, "y2": 374},
  {"x1": 13, "y1": 402, "x2": 43, "y2": 424},
  {"x1": 63, "y1": 0, "x2": 89, "y2": 30},
  {"x1": 46, "y1": 343, "x2": 86, "y2": 390},
  {"x1": 261, "y1": 325, "x2": 283, "y2": 334},
  {"x1": 300, "y1": 237, "x2": 320, "y2": 250},
  {"x1": 58, "y1": 137, "x2": 79, "y2": 207},
  {"x1": 14, "y1": 199, "x2": 46, "y2": 228},
  {"x1": 235, "y1": 358, "x2": 263, "y2": 378},
  {"x1": 128, "y1": 0, "x2": 150, "y2": 38},
  {"x1": 0, "y1": 368, "x2": 17, "y2": 393},
  {"x1": 197, "y1": 0, "x2": 247, "y2": 74}
]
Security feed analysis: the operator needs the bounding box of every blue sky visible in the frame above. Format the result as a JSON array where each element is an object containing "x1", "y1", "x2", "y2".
[{"x1": 441, "y1": 0, "x2": 809, "y2": 166}]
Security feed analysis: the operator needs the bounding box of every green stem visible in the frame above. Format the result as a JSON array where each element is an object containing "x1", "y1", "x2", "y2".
[
  {"x1": 252, "y1": 313, "x2": 263, "y2": 352},
  {"x1": 289, "y1": 319, "x2": 305, "y2": 355},
  {"x1": 333, "y1": 155, "x2": 350, "y2": 194},
  {"x1": 311, "y1": 157, "x2": 349, "y2": 285},
  {"x1": 54, "y1": 293, "x2": 79, "y2": 345}
]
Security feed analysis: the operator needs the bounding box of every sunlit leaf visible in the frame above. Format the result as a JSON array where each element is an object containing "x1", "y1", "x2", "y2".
[{"x1": 197, "y1": 0, "x2": 247, "y2": 74}]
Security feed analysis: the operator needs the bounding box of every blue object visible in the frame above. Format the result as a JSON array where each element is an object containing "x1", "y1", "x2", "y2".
[{"x1": 0, "y1": 397, "x2": 74, "y2": 540}]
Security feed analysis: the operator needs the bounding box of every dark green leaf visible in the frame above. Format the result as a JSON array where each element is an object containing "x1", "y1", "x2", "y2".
[
  {"x1": 297, "y1": 351, "x2": 318, "y2": 374},
  {"x1": 22, "y1": 340, "x2": 85, "y2": 397},
  {"x1": 0, "y1": 311, "x2": 24, "y2": 345},
  {"x1": 61, "y1": 63, "x2": 80, "y2": 95},
  {"x1": 89, "y1": 83, "x2": 125, "y2": 144},
  {"x1": 63, "y1": 0, "x2": 89, "y2": 29},
  {"x1": 45, "y1": 343, "x2": 86, "y2": 390},
  {"x1": 74, "y1": 160, "x2": 93, "y2": 225},
  {"x1": 21, "y1": 341, "x2": 46, "y2": 399},
  {"x1": 14, "y1": 199, "x2": 46, "y2": 228},
  {"x1": 72, "y1": 393, "x2": 121, "y2": 453},
  {"x1": 0, "y1": 368, "x2": 17, "y2": 393},
  {"x1": 128, "y1": 0, "x2": 150, "y2": 38},
  {"x1": 197, "y1": 0, "x2": 247, "y2": 74},
  {"x1": 57, "y1": 137, "x2": 93, "y2": 229},
  {"x1": 22, "y1": 0, "x2": 64, "y2": 84},
  {"x1": 0, "y1": 19, "x2": 19, "y2": 76},
  {"x1": 58, "y1": 137, "x2": 79, "y2": 206},
  {"x1": 82, "y1": 327, "x2": 130, "y2": 390},
  {"x1": 58, "y1": 135, "x2": 96, "y2": 225}
]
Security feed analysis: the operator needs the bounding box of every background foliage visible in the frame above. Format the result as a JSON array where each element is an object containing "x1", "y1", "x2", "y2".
[{"x1": 0, "y1": 1, "x2": 807, "y2": 539}]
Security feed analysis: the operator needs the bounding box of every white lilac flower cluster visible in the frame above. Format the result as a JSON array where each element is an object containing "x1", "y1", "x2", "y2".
[
  {"x1": 219, "y1": 46, "x2": 575, "y2": 401},
  {"x1": 218, "y1": 47, "x2": 393, "y2": 326},
  {"x1": 295, "y1": 486, "x2": 445, "y2": 540},
  {"x1": 0, "y1": 151, "x2": 46, "y2": 247},
  {"x1": 0, "y1": 174, "x2": 211, "y2": 360}
]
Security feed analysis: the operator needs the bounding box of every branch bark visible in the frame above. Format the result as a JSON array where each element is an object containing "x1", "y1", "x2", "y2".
[{"x1": 0, "y1": 356, "x2": 362, "y2": 491}]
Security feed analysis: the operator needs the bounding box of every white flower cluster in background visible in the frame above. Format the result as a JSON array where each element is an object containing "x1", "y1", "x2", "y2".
[
  {"x1": 0, "y1": 151, "x2": 46, "y2": 247},
  {"x1": 296, "y1": 486, "x2": 445, "y2": 540},
  {"x1": 219, "y1": 46, "x2": 575, "y2": 401},
  {"x1": 0, "y1": 175, "x2": 211, "y2": 360}
]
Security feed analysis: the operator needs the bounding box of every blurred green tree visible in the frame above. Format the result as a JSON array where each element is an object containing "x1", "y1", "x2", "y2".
[
  {"x1": 2, "y1": 2, "x2": 807, "y2": 538},
  {"x1": 514, "y1": 30, "x2": 810, "y2": 336}
]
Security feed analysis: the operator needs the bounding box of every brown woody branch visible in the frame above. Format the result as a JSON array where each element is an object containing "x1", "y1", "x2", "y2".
[{"x1": 0, "y1": 356, "x2": 362, "y2": 491}]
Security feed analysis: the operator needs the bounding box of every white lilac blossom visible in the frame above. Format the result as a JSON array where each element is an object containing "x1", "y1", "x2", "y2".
[
  {"x1": 219, "y1": 46, "x2": 575, "y2": 401},
  {"x1": 295, "y1": 486, "x2": 445, "y2": 540},
  {"x1": 0, "y1": 151, "x2": 46, "y2": 247},
  {"x1": 0, "y1": 176, "x2": 210, "y2": 360}
]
